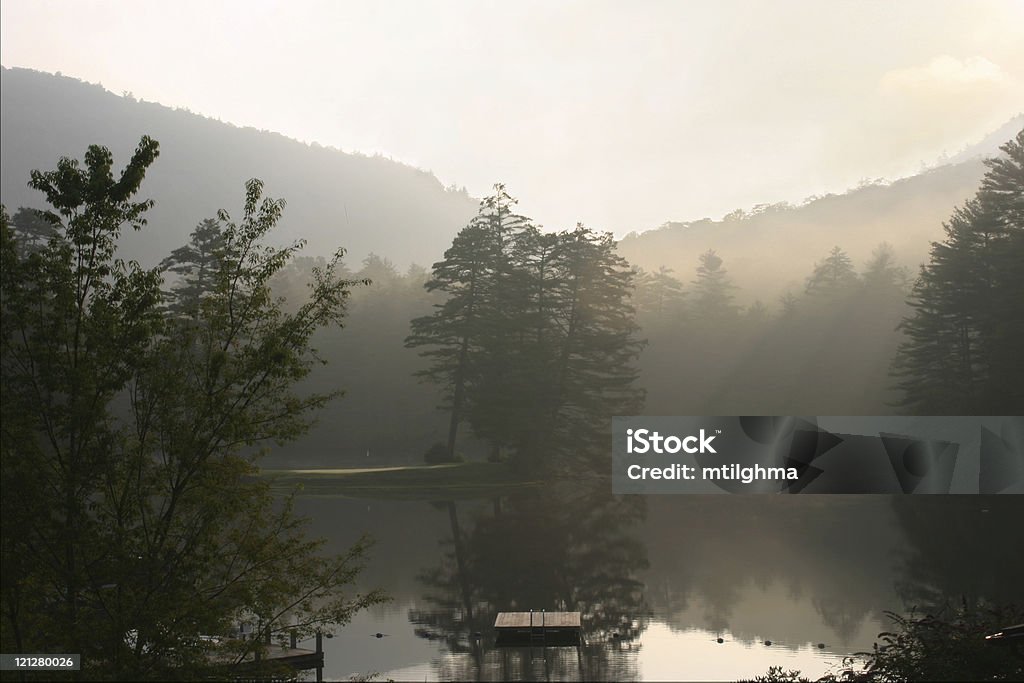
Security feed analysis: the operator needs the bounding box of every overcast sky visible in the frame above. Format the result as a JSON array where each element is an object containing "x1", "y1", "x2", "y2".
[{"x1": 2, "y1": 0, "x2": 1023, "y2": 234}]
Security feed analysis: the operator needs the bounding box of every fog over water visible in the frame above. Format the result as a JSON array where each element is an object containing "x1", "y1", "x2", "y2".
[
  {"x1": 295, "y1": 490, "x2": 1022, "y2": 681},
  {"x1": 2, "y1": 3, "x2": 1022, "y2": 681}
]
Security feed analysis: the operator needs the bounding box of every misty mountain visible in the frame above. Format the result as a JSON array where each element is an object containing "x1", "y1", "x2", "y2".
[
  {"x1": 0, "y1": 66, "x2": 478, "y2": 268},
  {"x1": 947, "y1": 113, "x2": 1024, "y2": 164},
  {"x1": 618, "y1": 148, "x2": 1004, "y2": 307}
]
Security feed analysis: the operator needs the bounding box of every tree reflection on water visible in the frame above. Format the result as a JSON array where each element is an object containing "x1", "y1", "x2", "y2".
[{"x1": 410, "y1": 482, "x2": 649, "y2": 681}]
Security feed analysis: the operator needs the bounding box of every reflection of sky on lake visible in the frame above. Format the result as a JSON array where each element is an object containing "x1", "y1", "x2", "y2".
[
  {"x1": 311, "y1": 610, "x2": 852, "y2": 682},
  {"x1": 293, "y1": 492, "x2": 1022, "y2": 681}
]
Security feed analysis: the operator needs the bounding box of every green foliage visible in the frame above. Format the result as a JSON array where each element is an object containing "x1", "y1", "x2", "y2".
[
  {"x1": 892, "y1": 130, "x2": 1024, "y2": 413},
  {"x1": 749, "y1": 603, "x2": 1024, "y2": 683},
  {"x1": 0, "y1": 139, "x2": 384, "y2": 679},
  {"x1": 847, "y1": 605, "x2": 1024, "y2": 682},
  {"x1": 741, "y1": 666, "x2": 815, "y2": 683}
]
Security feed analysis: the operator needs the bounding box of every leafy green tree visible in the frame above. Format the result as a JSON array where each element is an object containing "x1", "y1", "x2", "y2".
[
  {"x1": 0, "y1": 139, "x2": 384, "y2": 679},
  {"x1": 892, "y1": 130, "x2": 1024, "y2": 413}
]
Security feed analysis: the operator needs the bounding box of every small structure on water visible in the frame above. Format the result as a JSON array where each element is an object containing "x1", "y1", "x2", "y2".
[
  {"x1": 495, "y1": 610, "x2": 582, "y2": 646},
  {"x1": 215, "y1": 629, "x2": 328, "y2": 682}
]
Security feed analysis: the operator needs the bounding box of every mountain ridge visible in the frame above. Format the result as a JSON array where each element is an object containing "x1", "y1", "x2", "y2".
[
  {"x1": 617, "y1": 154, "x2": 1003, "y2": 305},
  {"x1": 1, "y1": 66, "x2": 479, "y2": 269},
  {"x1": 3, "y1": 65, "x2": 1019, "y2": 304}
]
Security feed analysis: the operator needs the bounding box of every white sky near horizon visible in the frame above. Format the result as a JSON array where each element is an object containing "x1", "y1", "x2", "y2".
[{"x1": 2, "y1": 0, "x2": 1023, "y2": 235}]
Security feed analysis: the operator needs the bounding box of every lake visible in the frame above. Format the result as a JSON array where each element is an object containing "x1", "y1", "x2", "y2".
[{"x1": 290, "y1": 486, "x2": 1022, "y2": 681}]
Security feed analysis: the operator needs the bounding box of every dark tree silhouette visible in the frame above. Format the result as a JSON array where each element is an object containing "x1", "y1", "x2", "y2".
[
  {"x1": 892, "y1": 130, "x2": 1024, "y2": 413},
  {"x1": 690, "y1": 249, "x2": 737, "y2": 321},
  {"x1": 408, "y1": 188, "x2": 644, "y2": 470},
  {"x1": 805, "y1": 246, "x2": 858, "y2": 299},
  {"x1": 0, "y1": 141, "x2": 383, "y2": 679}
]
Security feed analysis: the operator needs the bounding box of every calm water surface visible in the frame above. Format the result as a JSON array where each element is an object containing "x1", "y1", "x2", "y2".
[{"x1": 290, "y1": 488, "x2": 1022, "y2": 681}]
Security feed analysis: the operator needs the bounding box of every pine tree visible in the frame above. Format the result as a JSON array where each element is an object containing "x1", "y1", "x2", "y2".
[
  {"x1": 634, "y1": 265, "x2": 686, "y2": 325},
  {"x1": 805, "y1": 246, "x2": 858, "y2": 298},
  {"x1": 691, "y1": 249, "x2": 737, "y2": 320},
  {"x1": 8, "y1": 207, "x2": 59, "y2": 257},
  {"x1": 862, "y1": 242, "x2": 908, "y2": 292},
  {"x1": 406, "y1": 185, "x2": 529, "y2": 458},
  {"x1": 541, "y1": 226, "x2": 645, "y2": 458},
  {"x1": 159, "y1": 217, "x2": 225, "y2": 312},
  {"x1": 407, "y1": 191, "x2": 645, "y2": 469},
  {"x1": 978, "y1": 130, "x2": 1024, "y2": 409},
  {"x1": 892, "y1": 130, "x2": 1024, "y2": 413}
]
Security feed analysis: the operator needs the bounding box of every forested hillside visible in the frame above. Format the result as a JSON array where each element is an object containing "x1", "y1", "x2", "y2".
[
  {"x1": 4, "y1": 66, "x2": 1020, "y2": 467},
  {"x1": 618, "y1": 115, "x2": 1023, "y2": 307},
  {"x1": 618, "y1": 160, "x2": 990, "y2": 307},
  {"x1": 0, "y1": 67, "x2": 478, "y2": 268}
]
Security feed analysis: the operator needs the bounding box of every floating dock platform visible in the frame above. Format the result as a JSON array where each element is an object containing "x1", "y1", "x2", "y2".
[
  {"x1": 495, "y1": 610, "x2": 582, "y2": 645},
  {"x1": 211, "y1": 631, "x2": 327, "y2": 681}
]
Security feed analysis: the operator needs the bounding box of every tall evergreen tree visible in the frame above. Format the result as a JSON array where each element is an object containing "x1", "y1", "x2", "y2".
[
  {"x1": 540, "y1": 226, "x2": 645, "y2": 458},
  {"x1": 8, "y1": 207, "x2": 59, "y2": 257},
  {"x1": 805, "y1": 246, "x2": 858, "y2": 298},
  {"x1": 862, "y1": 242, "x2": 908, "y2": 292},
  {"x1": 892, "y1": 130, "x2": 1024, "y2": 413},
  {"x1": 408, "y1": 191, "x2": 645, "y2": 469},
  {"x1": 690, "y1": 249, "x2": 737, "y2": 320},
  {"x1": 634, "y1": 265, "x2": 686, "y2": 325},
  {"x1": 406, "y1": 185, "x2": 528, "y2": 458},
  {"x1": 159, "y1": 217, "x2": 225, "y2": 312}
]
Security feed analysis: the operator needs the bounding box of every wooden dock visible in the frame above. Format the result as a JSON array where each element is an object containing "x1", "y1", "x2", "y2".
[
  {"x1": 495, "y1": 610, "x2": 582, "y2": 645},
  {"x1": 210, "y1": 630, "x2": 327, "y2": 681},
  {"x1": 241, "y1": 644, "x2": 323, "y2": 670}
]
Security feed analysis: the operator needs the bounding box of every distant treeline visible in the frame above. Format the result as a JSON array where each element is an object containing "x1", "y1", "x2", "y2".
[
  {"x1": 208, "y1": 130, "x2": 1024, "y2": 463},
  {"x1": 406, "y1": 185, "x2": 644, "y2": 472},
  {"x1": 6, "y1": 132, "x2": 1020, "y2": 470}
]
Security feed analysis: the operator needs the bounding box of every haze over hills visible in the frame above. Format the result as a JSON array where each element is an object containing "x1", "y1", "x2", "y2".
[
  {"x1": 617, "y1": 116, "x2": 1022, "y2": 306},
  {"x1": 0, "y1": 66, "x2": 479, "y2": 269},
  {"x1": 2, "y1": 66, "x2": 1019, "y2": 307}
]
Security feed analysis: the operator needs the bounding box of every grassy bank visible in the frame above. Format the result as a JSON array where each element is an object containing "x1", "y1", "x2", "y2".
[{"x1": 261, "y1": 461, "x2": 542, "y2": 500}]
